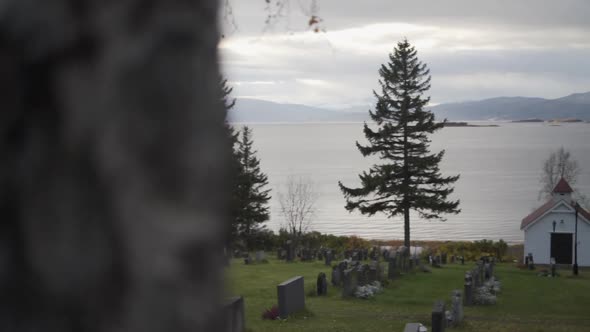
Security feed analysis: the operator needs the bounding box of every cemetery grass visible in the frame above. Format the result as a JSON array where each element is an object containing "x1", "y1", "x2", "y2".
[{"x1": 226, "y1": 257, "x2": 590, "y2": 332}]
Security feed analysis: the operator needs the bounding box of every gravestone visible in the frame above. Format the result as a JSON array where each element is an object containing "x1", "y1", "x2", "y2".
[
  {"x1": 331, "y1": 265, "x2": 342, "y2": 287},
  {"x1": 460, "y1": 256, "x2": 465, "y2": 265},
  {"x1": 339, "y1": 260, "x2": 348, "y2": 271},
  {"x1": 342, "y1": 268, "x2": 358, "y2": 297},
  {"x1": 478, "y1": 262, "x2": 485, "y2": 284},
  {"x1": 357, "y1": 264, "x2": 370, "y2": 286},
  {"x1": 383, "y1": 249, "x2": 391, "y2": 261},
  {"x1": 451, "y1": 289, "x2": 463, "y2": 325},
  {"x1": 224, "y1": 296, "x2": 245, "y2": 332},
  {"x1": 277, "y1": 276, "x2": 305, "y2": 318},
  {"x1": 255, "y1": 251, "x2": 265, "y2": 262},
  {"x1": 244, "y1": 256, "x2": 252, "y2": 265},
  {"x1": 368, "y1": 261, "x2": 379, "y2": 283},
  {"x1": 441, "y1": 253, "x2": 447, "y2": 264},
  {"x1": 431, "y1": 300, "x2": 446, "y2": 332},
  {"x1": 325, "y1": 251, "x2": 333, "y2": 266},
  {"x1": 369, "y1": 247, "x2": 377, "y2": 260},
  {"x1": 286, "y1": 241, "x2": 294, "y2": 262},
  {"x1": 403, "y1": 323, "x2": 426, "y2": 332},
  {"x1": 317, "y1": 272, "x2": 328, "y2": 296},
  {"x1": 464, "y1": 273, "x2": 473, "y2": 306},
  {"x1": 388, "y1": 257, "x2": 397, "y2": 279},
  {"x1": 484, "y1": 262, "x2": 491, "y2": 280},
  {"x1": 471, "y1": 268, "x2": 479, "y2": 287}
]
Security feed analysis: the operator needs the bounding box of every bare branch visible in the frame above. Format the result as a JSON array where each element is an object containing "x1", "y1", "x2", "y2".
[
  {"x1": 277, "y1": 175, "x2": 318, "y2": 239},
  {"x1": 539, "y1": 147, "x2": 581, "y2": 200}
]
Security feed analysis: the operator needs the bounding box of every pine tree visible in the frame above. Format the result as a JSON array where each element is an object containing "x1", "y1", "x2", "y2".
[
  {"x1": 235, "y1": 126, "x2": 271, "y2": 249},
  {"x1": 338, "y1": 39, "x2": 460, "y2": 248},
  {"x1": 219, "y1": 78, "x2": 241, "y2": 246}
]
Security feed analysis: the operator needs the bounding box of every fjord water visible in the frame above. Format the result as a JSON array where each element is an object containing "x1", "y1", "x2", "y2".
[{"x1": 245, "y1": 122, "x2": 590, "y2": 243}]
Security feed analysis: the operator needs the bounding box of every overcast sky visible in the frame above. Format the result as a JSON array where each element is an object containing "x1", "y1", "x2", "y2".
[{"x1": 219, "y1": 0, "x2": 590, "y2": 108}]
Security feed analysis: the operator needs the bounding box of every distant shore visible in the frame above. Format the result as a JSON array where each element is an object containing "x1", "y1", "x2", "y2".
[
  {"x1": 512, "y1": 118, "x2": 585, "y2": 123},
  {"x1": 442, "y1": 121, "x2": 499, "y2": 127}
]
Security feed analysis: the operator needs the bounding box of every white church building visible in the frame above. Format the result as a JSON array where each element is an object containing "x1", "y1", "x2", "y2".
[{"x1": 521, "y1": 178, "x2": 590, "y2": 266}]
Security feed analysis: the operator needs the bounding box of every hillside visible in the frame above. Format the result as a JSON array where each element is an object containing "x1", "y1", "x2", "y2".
[{"x1": 228, "y1": 92, "x2": 590, "y2": 123}]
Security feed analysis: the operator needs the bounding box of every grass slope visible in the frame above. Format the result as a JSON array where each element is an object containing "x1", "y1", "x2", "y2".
[{"x1": 226, "y1": 257, "x2": 590, "y2": 331}]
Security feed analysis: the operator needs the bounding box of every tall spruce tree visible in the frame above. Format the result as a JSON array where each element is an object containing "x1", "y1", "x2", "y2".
[
  {"x1": 219, "y1": 78, "x2": 242, "y2": 246},
  {"x1": 235, "y1": 126, "x2": 271, "y2": 249},
  {"x1": 338, "y1": 39, "x2": 460, "y2": 248}
]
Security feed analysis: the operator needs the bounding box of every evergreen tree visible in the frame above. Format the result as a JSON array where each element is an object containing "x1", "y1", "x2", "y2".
[
  {"x1": 219, "y1": 78, "x2": 241, "y2": 246},
  {"x1": 338, "y1": 39, "x2": 460, "y2": 248},
  {"x1": 234, "y1": 126, "x2": 271, "y2": 249}
]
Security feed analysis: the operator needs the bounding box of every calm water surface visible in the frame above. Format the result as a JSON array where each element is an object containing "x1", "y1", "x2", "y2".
[{"x1": 240, "y1": 122, "x2": 590, "y2": 243}]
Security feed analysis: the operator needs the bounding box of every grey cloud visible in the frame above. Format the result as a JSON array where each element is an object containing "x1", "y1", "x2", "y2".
[
  {"x1": 222, "y1": 0, "x2": 590, "y2": 36},
  {"x1": 220, "y1": 0, "x2": 590, "y2": 107}
]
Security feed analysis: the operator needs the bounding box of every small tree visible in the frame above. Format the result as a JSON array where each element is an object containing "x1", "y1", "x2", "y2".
[
  {"x1": 277, "y1": 175, "x2": 318, "y2": 242},
  {"x1": 338, "y1": 39, "x2": 460, "y2": 249},
  {"x1": 234, "y1": 126, "x2": 272, "y2": 250}
]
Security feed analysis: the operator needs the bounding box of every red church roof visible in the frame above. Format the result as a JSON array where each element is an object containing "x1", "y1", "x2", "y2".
[
  {"x1": 521, "y1": 199, "x2": 555, "y2": 229},
  {"x1": 553, "y1": 178, "x2": 574, "y2": 193},
  {"x1": 521, "y1": 199, "x2": 590, "y2": 230}
]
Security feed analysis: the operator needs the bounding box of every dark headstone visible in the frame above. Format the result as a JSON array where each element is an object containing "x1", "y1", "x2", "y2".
[
  {"x1": 431, "y1": 300, "x2": 446, "y2": 332},
  {"x1": 451, "y1": 290, "x2": 463, "y2": 326},
  {"x1": 464, "y1": 273, "x2": 473, "y2": 306},
  {"x1": 331, "y1": 265, "x2": 341, "y2": 287},
  {"x1": 383, "y1": 249, "x2": 390, "y2": 261},
  {"x1": 369, "y1": 247, "x2": 377, "y2": 260},
  {"x1": 460, "y1": 256, "x2": 465, "y2": 265},
  {"x1": 344, "y1": 250, "x2": 352, "y2": 259},
  {"x1": 325, "y1": 251, "x2": 333, "y2": 266},
  {"x1": 286, "y1": 241, "x2": 294, "y2": 262},
  {"x1": 342, "y1": 268, "x2": 358, "y2": 297},
  {"x1": 277, "y1": 276, "x2": 305, "y2": 318},
  {"x1": 388, "y1": 257, "x2": 397, "y2": 279},
  {"x1": 484, "y1": 263, "x2": 491, "y2": 280},
  {"x1": 441, "y1": 253, "x2": 447, "y2": 264},
  {"x1": 244, "y1": 256, "x2": 251, "y2": 265},
  {"x1": 338, "y1": 260, "x2": 348, "y2": 271},
  {"x1": 368, "y1": 261, "x2": 379, "y2": 283},
  {"x1": 224, "y1": 296, "x2": 245, "y2": 332},
  {"x1": 317, "y1": 272, "x2": 328, "y2": 296},
  {"x1": 357, "y1": 264, "x2": 370, "y2": 286}
]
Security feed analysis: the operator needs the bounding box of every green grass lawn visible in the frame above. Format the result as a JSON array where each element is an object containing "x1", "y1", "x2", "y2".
[{"x1": 225, "y1": 257, "x2": 590, "y2": 331}]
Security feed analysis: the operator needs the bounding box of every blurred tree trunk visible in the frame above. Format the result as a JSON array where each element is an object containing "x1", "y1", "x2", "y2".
[{"x1": 0, "y1": 1, "x2": 229, "y2": 331}]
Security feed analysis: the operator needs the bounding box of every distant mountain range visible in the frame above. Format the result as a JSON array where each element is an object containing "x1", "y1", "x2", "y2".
[{"x1": 228, "y1": 92, "x2": 590, "y2": 123}]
